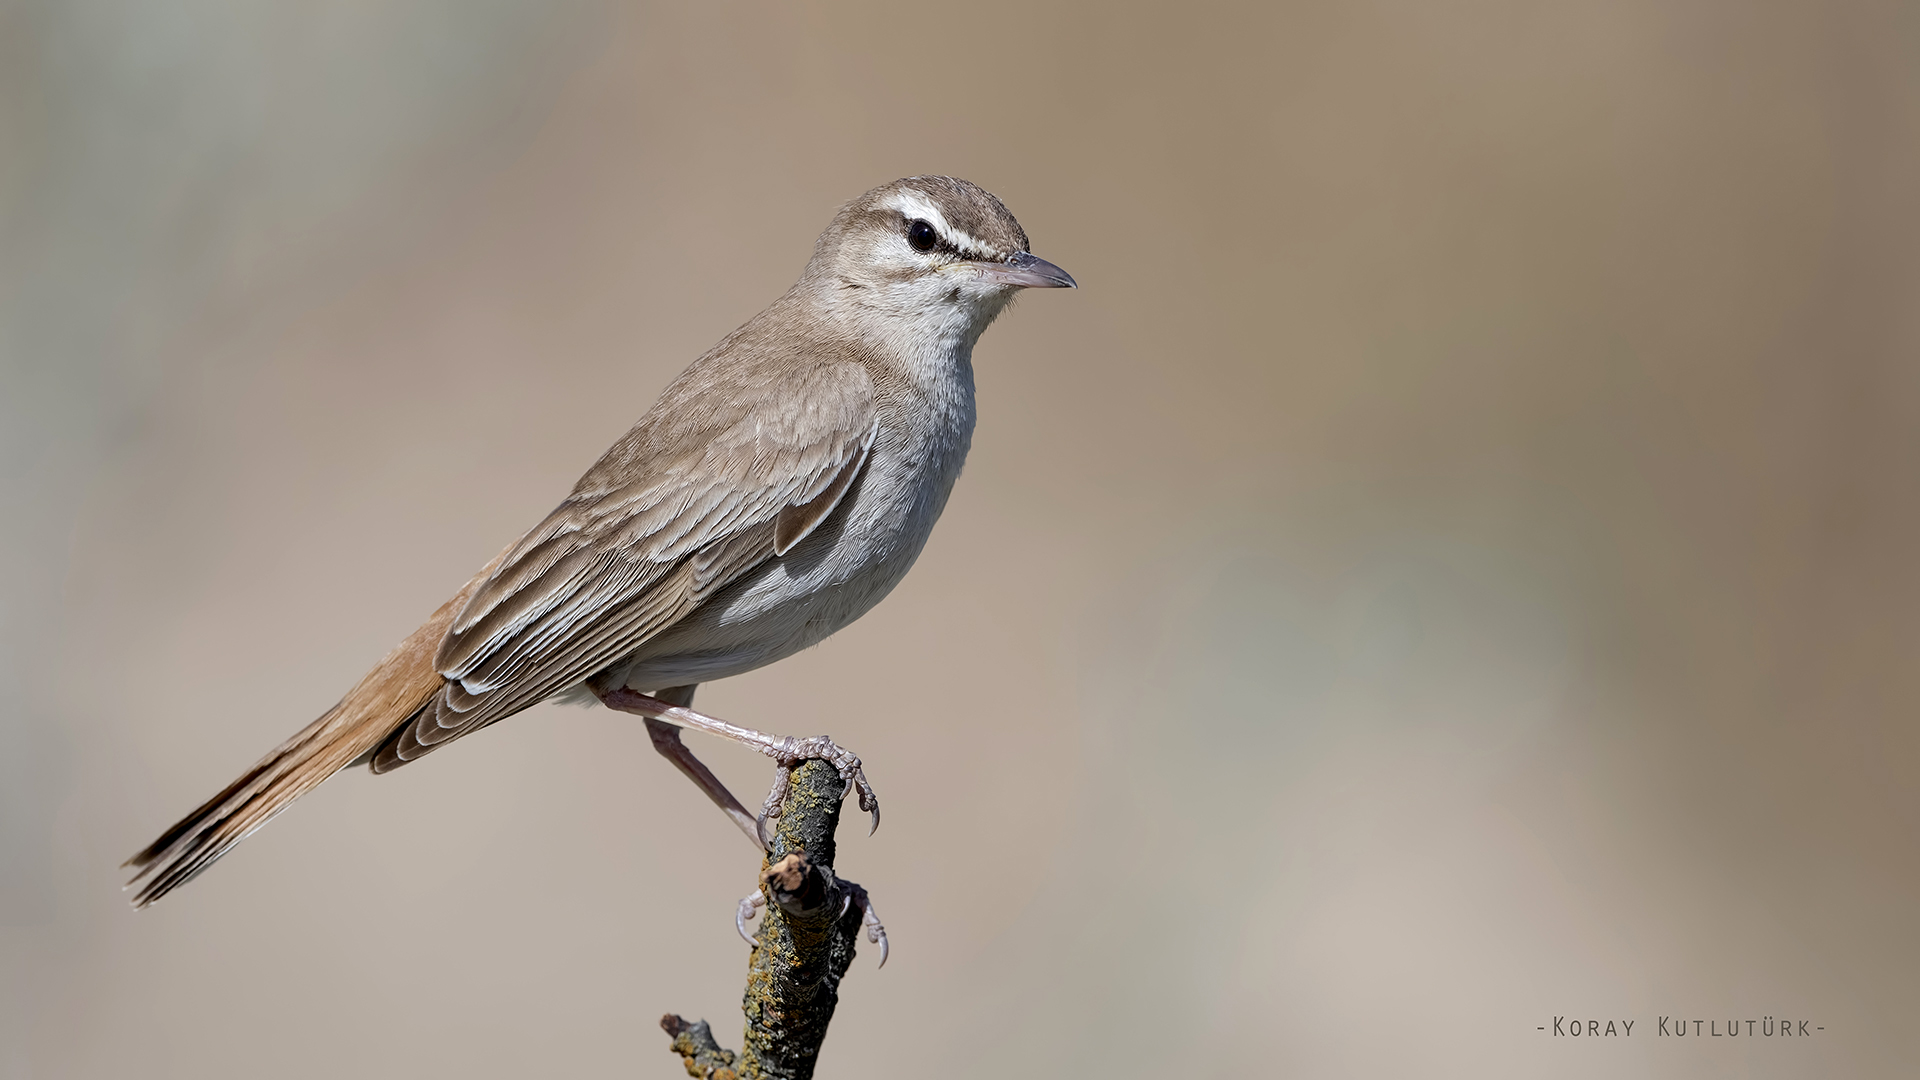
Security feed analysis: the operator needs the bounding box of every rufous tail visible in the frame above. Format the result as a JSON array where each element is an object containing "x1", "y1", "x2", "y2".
[{"x1": 123, "y1": 567, "x2": 491, "y2": 908}]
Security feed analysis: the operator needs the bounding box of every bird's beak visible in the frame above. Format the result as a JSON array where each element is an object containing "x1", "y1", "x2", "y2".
[{"x1": 974, "y1": 251, "x2": 1077, "y2": 289}]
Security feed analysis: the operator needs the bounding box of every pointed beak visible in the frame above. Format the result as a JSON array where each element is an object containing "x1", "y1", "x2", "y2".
[{"x1": 974, "y1": 251, "x2": 1077, "y2": 289}]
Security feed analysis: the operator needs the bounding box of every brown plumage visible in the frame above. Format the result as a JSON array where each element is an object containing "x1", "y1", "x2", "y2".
[
  {"x1": 374, "y1": 356, "x2": 880, "y2": 772},
  {"x1": 124, "y1": 176, "x2": 1073, "y2": 907},
  {"x1": 122, "y1": 553, "x2": 501, "y2": 906}
]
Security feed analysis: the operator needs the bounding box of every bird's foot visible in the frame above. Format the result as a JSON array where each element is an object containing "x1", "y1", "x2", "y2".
[
  {"x1": 735, "y1": 880, "x2": 888, "y2": 968},
  {"x1": 735, "y1": 887, "x2": 766, "y2": 944},
  {"x1": 852, "y1": 885, "x2": 889, "y2": 968},
  {"x1": 754, "y1": 734, "x2": 880, "y2": 847}
]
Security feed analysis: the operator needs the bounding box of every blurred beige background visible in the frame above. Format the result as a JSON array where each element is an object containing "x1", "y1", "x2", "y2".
[{"x1": 4, "y1": 1, "x2": 1917, "y2": 1076}]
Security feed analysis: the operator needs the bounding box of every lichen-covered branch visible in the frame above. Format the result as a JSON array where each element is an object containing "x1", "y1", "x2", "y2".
[
  {"x1": 661, "y1": 1015, "x2": 738, "y2": 1078},
  {"x1": 664, "y1": 758, "x2": 875, "y2": 1080}
]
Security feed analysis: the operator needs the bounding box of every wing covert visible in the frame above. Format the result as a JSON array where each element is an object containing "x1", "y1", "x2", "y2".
[{"x1": 375, "y1": 359, "x2": 877, "y2": 769}]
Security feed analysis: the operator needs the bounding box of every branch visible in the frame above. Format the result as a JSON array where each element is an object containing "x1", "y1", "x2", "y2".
[{"x1": 664, "y1": 758, "x2": 880, "y2": 1080}]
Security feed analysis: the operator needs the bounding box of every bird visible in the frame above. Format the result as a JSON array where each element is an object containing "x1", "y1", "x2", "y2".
[{"x1": 124, "y1": 175, "x2": 1074, "y2": 909}]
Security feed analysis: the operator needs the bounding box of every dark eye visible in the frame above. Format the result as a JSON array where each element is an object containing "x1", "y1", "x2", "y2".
[{"x1": 907, "y1": 218, "x2": 938, "y2": 253}]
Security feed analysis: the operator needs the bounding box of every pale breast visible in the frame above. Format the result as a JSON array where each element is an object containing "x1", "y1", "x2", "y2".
[{"x1": 610, "y1": 359, "x2": 976, "y2": 692}]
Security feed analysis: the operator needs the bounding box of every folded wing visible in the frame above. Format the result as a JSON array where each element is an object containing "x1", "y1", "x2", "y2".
[{"x1": 371, "y1": 358, "x2": 877, "y2": 771}]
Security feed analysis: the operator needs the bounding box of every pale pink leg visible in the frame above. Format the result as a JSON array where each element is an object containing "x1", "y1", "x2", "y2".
[
  {"x1": 624, "y1": 685, "x2": 761, "y2": 850},
  {"x1": 598, "y1": 687, "x2": 880, "y2": 846}
]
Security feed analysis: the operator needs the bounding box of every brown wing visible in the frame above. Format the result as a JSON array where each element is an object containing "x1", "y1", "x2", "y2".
[{"x1": 371, "y1": 357, "x2": 877, "y2": 771}]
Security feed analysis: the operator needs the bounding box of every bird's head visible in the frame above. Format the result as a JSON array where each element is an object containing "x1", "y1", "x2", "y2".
[{"x1": 801, "y1": 176, "x2": 1074, "y2": 350}]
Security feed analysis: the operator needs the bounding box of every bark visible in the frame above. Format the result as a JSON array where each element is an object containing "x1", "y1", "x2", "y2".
[{"x1": 663, "y1": 759, "x2": 873, "y2": 1080}]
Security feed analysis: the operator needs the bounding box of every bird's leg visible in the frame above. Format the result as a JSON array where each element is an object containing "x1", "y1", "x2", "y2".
[
  {"x1": 597, "y1": 687, "x2": 880, "y2": 846},
  {"x1": 627, "y1": 685, "x2": 762, "y2": 850},
  {"x1": 644, "y1": 720, "x2": 765, "y2": 850}
]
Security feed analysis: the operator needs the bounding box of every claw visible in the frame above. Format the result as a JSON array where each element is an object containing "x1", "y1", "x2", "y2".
[
  {"x1": 841, "y1": 760, "x2": 880, "y2": 835},
  {"x1": 859, "y1": 892, "x2": 889, "y2": 969},
  {"x1": 753, "y1": 735, "x2": 882, "y2": 846},
  {"x1": 736, "y1": 889, "x2": 765, "y2": 945}
]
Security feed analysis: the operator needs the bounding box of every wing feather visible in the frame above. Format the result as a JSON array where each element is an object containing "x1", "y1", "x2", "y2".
[{"x1": 371, "y1": 357, "x2": 877, "y2": 772}]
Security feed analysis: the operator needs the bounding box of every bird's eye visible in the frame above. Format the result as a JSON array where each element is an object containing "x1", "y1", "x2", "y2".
[{"x1": 907, "y1": 218, "x2": 939, "y2": 253}]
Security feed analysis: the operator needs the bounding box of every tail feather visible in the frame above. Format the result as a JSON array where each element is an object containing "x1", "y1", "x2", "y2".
[{"x1": 124, "y1": 577, "x2": 485, "y2": 908}]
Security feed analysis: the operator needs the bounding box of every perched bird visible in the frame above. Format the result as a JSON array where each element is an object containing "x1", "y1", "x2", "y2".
[{"x1": 125, "y1": 175, "x2": 1074, "y2": 908}]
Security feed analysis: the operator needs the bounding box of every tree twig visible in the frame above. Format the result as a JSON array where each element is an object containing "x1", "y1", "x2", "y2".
[{"x1": 663, "y1": 758, "x2": 877, "y2": 1079}]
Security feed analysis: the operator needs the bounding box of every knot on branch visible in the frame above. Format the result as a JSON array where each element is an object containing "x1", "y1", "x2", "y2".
[{"x1": 762, "y1": 853, "x2": 831, "y2": 916}]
